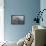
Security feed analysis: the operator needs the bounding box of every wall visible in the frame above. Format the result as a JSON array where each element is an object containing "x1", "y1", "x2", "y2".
[
  {"x1": 40, "y1": 0, "x2": 46, "y2": 27},
  {"x1": 0, "y1": 0, "x2": 4, "y2": 42},
  {"x1": 4, "y1": 0, "x2": 40, "y2": 42}
]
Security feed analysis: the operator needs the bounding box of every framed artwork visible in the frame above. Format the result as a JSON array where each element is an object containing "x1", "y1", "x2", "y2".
[{"x1": 11, "y1": 15, "x2": 25, "y2": 25}]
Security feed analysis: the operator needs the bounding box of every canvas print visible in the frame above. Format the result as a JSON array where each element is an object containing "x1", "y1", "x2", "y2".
[{"x1": 11, "y1": 15, "x2": 25, "y2": 25}]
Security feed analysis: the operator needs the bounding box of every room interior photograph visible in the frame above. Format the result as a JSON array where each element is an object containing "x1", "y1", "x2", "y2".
[{"x1": 0, "y1": 0, "x2": 46, "y2": 46}]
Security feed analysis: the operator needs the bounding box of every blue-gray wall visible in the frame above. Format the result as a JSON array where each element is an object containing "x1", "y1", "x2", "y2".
[
  {"x1": 40, "y1": 0, "x2": 46, "y2": 27},
  {"x1": 4, "y1": 0, "x2": 40, "y2": 42}
]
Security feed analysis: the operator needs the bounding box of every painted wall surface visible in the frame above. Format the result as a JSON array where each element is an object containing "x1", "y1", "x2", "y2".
[
  {"x1": 4, "y1": 0, "x2": 40, "y2": 42},
  {"x1": 0, "y1": 0, "x2": 4, "y2": 42},
  {"x1": 40, "y1": 0, "x2": 46, "y2": 27}
]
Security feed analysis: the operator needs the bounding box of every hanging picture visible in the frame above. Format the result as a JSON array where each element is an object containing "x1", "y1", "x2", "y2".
[{"x1": 11, "y1": 15, "x2": 25, "y2": 25}]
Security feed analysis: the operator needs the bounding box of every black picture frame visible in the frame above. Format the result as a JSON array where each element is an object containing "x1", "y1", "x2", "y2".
[{"x1": 11, "y1": 15, "x2": 25, "y2": 25}]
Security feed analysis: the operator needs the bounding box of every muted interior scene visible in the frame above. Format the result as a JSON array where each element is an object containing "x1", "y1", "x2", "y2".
[{"x1": 0, "y1": 0, "x2": 46, "y2": 46}]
